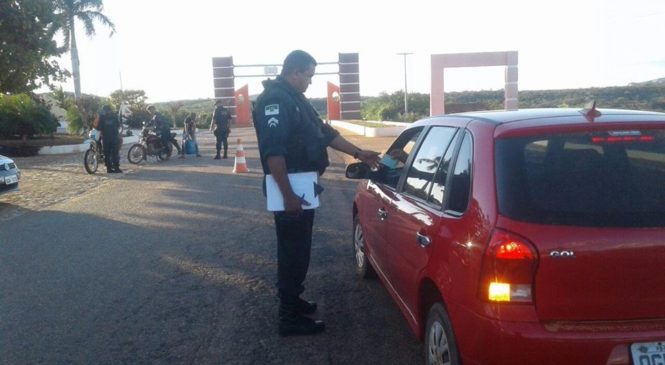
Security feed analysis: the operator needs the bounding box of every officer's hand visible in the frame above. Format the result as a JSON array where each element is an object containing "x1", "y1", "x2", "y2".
[
  {"x1": 284, "y1": 192, "x2": 309, "y2": 215},
  {"x1": 357, "y1": 150, "x2": 381, "y2": 170}
]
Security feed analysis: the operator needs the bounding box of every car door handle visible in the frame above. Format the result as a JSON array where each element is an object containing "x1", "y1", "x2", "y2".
[
  {"x1": 416, "y1": 232, "x2": 431, "y2": 247},
  {"x1": 377, "y1": 208, "x2": 388, "y2": 221}
]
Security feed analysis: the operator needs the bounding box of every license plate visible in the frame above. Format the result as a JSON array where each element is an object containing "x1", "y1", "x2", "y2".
[
  {"x1": 4, "y1": 174, "x2": 18, "y2": 184},
  {"x1": 631, "y1": 341, "x2": 665, "y2": 365}
]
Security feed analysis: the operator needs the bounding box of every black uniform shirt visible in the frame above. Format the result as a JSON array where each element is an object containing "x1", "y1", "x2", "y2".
[
  {"x1": 253, "y1": 76, "x2": 339, "y2": 175},
  {"x1": 100, "y1": 111, "x2": 119, "y2": 138},
  {"x1": 152, "y1": 112, "x2": 169, "y2": 132},
  {"x1": 213, "y1": 106, "x2": 230, "y2": 130}
]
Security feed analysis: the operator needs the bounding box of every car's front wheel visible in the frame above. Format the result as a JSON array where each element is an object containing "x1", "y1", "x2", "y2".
[
  {"x1": 353, "y1": 215, "x2": 376, "y2": 279},
  {"x1": 425, "y1": 303, "x2": 460, "y2": 365}
]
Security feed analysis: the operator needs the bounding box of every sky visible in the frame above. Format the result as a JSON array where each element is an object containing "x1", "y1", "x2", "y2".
[{"x1": 49, "y1": 0, "x2": 665, "y2": 103}]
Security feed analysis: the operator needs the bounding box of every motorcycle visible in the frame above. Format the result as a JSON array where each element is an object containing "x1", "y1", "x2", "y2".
[
  {"x1": 127, "y1": 122, "x2": 176, "y2": 164},
  {"x1": 83, "y1": 129, "x2": 105, "y2": 174}
]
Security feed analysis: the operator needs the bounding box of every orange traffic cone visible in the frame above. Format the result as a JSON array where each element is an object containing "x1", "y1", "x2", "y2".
[{"x1": 233, "y1": 138, "x2": 250, "y2": 173}]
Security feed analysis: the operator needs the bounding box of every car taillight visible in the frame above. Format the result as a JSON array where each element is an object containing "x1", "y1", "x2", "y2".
[{"x1": 479, "y1": 229, "x2": 538, "y2": 303}]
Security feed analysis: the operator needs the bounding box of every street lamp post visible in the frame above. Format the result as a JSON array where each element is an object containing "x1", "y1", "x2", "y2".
[{"x1": 397, "y1": 52, "x2": 413, "y2": 116}]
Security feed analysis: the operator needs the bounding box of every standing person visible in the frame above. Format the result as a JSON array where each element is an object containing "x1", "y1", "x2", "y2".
[
  {"x1": 210, "y1": 100, "x2": 231, "y2": 159},
  {"x1": 253, "y1": 50, "x2": 380, "y2": 337},
  {"x1": 180, "y1": 112, "x2": 201, "y2": 158},
  {"x1": 147, "y1": 105, "x2": 181, "y2": 155},
  {"x1": 98, "y1": 105, "x2": 122, "y2": 173}
]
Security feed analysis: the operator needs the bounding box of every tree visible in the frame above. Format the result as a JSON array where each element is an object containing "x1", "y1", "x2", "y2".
[
  {"x1": 53, "y1": 0, "x2": 115, "y2": 100},
  {"x1": 66, "y1": 94, "x2": 104, "y2": 134},
  {"x1": 0, "y1": 0, "x2": 69, "y2": 94},
  {"x1": 168, "y1": 101, "x2": 184, "y2": 128},
  {"x1": 109, "y1": 89, "x2": 149, "y2": 128},
  {"x1": 0, "y1": 94, "x2": 58, "y2": 141}
]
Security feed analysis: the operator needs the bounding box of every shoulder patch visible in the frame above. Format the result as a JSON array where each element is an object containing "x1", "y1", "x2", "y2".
[{"x1": 265, "y1": 104, "x2": 279, "y2": 116}]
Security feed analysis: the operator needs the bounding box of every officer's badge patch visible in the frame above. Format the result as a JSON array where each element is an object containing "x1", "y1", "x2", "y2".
[
  {"x1": 267, "y1": 117, "x2": 279, "y2": 128},
  {"x1": 265, "y1": 104, "x2": 279, "y2": 116}
]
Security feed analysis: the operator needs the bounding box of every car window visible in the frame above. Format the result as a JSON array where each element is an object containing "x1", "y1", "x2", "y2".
[
  {"x1": 428, "y1": 132, "x2": 460, "y2": 207},
  {"x1": 496, "y1": 128, "x2": 665, "y2": 227},
  {"x1": 403, "y1": 126, "x2": 458, "y2": 202},
  {"x1": 381, "y1": 127, "x2": 424, "y2": 188},
  {"x1": 446, "y1": 132, "x2": 472, "y2": 213}
]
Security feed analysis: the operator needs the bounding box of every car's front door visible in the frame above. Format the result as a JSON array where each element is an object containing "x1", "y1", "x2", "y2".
[
  {"x1": 361, "y1": 127, "x2": 425, "y2": 280},
  {"x1": 380, "y1": 126, "x2": 462, "y2": 315}
]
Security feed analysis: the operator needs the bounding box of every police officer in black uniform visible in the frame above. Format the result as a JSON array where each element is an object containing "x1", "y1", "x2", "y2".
[
  {"x1": 99, "y1": 105, "x2": 122, "y2": 173},
  {"x1": 210, "y1": 100, "x2": 231, "y2": 159},
  {"x1": 147, "y1": 105, "x2": 181, "y2": 155},
  {"x1": 254, "y1": 50, "x2": 380, "y2": 337}
]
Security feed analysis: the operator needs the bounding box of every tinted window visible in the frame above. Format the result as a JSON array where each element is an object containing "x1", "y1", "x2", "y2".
[
  {"x1": 381, "y1": 127, "x2": 424, "y2": 188},
  {"x1": 496, "y1": 129, "x2": 665, "y2": 227},
  {"x1": 403, "y1": 127, "x2": 457, "y2": 201},
  {"x1": 447, "y1": 132, "x2": 472, "y2": 213},
  {"x1": 428, "y1": 132, "x2": 459, "y2": 207}
]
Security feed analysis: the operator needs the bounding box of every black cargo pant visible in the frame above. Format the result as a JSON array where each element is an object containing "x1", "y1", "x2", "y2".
[
  {"x1": 102, "y1": 135, "x2": 119, "y2": 170},
  {"x1": 215, "y1": 129, "x2": 229, "y2": 157},
  {"x1": 274, "y1": 209, "x2": 315, "y2": 302}
]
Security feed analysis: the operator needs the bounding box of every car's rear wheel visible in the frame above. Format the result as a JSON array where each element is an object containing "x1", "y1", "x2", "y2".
[
  {"x1": 425, "y1": 303, "x2": 460, "y2": 365},
  {"x1": 353, "y1": 215, "x2": 376, "y2": 279}
]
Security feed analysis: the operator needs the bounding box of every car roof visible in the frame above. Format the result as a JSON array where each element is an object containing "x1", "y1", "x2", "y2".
[{"x1": 440, "y1": 108, "x2": 665, "y2": 124}]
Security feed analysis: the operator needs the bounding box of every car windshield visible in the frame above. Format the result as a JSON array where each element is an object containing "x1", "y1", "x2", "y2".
[{"x1": 495, "y1": 128, "x2": 665, "y2": 227}]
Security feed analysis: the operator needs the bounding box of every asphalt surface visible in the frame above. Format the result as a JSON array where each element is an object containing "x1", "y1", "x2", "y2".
[{"x1": 0, "y1": 128, "x2": 421, "y2": 365}]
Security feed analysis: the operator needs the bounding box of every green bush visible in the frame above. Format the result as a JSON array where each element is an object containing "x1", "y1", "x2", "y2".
[
  {"x1": 66, "y1": 106, "x2": 83, "y2": 134},
  {"x1": 0, "y1": 94, "x2": 58, "y2": 139}
]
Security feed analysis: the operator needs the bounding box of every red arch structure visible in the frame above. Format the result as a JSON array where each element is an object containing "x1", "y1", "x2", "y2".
[{"x1": 211, "y1": 53, "x2": 361, "y2": 124}]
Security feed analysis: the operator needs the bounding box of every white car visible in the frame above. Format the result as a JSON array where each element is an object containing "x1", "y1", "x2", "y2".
[{"x1": 0, "y1": 154, "x2": 21, "y2": 195}]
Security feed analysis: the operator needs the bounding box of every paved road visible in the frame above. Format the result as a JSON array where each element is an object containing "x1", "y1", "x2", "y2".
[
  {"x1": 0, "y1": 127, "x2": 421, "y2": 364},
  {"x1": 0, "y1": 129, "x2": 393, "y2": 221}
]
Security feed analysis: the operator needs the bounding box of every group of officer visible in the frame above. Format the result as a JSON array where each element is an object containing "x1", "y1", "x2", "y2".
[
  {"x1": 99, "y1": 50, "x2": 379, "y2": 338},
  {"x1": 96, "y1": 101, "x2": 232, "y2": 173}
]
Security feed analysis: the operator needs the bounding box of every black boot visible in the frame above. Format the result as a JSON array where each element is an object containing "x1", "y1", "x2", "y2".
[
  {"x1": 278, "y1": 299, "x2": 325, "y2": 337},
  {"x1": 295, "y1": 297, "x2": 317, "y2": 315},
  {"x1": 214, "y1": 150, "x2": 221, "y2": 160}
]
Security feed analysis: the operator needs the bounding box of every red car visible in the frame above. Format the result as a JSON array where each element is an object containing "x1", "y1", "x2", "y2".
[{"x1": 346, "y1": 106, "x2": 665, "y2": 365}]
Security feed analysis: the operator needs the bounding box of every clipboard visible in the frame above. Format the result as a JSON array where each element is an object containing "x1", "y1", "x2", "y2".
[{"x1": 265, "y1": 172, "x2": 321, "y2": 211}]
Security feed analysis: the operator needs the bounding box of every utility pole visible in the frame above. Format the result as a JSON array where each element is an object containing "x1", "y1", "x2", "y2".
[{"x1": 396, "y1": 52, "x2": 413, "y2": 116}]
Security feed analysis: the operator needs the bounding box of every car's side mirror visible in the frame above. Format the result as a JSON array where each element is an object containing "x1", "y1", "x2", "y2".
[{"x1": 345, "y1": 162, "x2": 371, "y2": 179}]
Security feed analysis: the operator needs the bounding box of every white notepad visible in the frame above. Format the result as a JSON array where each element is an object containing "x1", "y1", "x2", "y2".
[{"x1": 265, "y1": 172, "x2": 320, "y2": 211}]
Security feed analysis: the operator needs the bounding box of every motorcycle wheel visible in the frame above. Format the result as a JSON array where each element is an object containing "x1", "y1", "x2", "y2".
[
  {"x1": 84, "y1": 148, "x2": 98, "y2": 174},
  {"x1": 128, "y1": 144, "x2": 146, "y2": 164}
]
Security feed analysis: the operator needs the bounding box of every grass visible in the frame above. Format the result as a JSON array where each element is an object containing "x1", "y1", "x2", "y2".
[
  {"x1": 0, "y1": 135, "x2": 85, "y2": 147},
  {"x1": 0, "y1": 135, "x2": 86, "y2": 157},
  {"x1": 343, "y1": 120, "x2": 393, "y2": 128}
]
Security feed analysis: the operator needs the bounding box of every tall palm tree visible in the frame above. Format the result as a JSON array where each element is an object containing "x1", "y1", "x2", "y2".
[{"x1": 54, "y1": 0, "x2": 115, "y2": 100}]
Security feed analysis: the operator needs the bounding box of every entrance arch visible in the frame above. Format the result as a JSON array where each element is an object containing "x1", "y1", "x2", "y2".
[
  {"x1": 212, "y1": 53, "x2": 361, "y2": 125},
  {"x1": 430, "y1": 51, "x2": 518, "y2": 116}
]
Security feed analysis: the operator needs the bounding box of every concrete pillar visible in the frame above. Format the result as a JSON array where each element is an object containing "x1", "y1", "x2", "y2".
[
  {"x1": 339, "y1": 53, "x2": 361, "y2": 120},
  {"x1": 212, "y1": 57, "x2": 236, "y2": 118}
]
